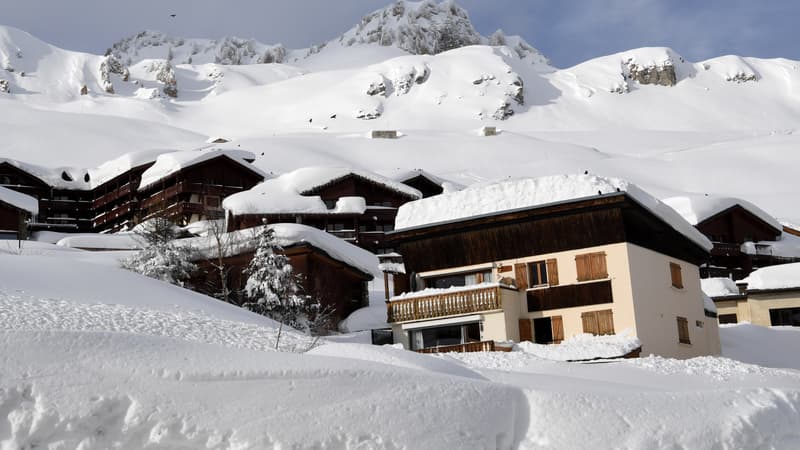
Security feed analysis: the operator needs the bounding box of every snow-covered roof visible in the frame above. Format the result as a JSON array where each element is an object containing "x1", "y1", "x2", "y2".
[
  {"x1": 138, "y1": 148, "x2": 263, "y2": 191},
  {"x1": 55, "y1": 233, "x2": 146, "y2": 250},
  {"x1": 87, "y1": 149, "x2": 176, "y2": 188},
  {"x1": 662, "y1": 194, "x2": 781, "y2": 232},
  {"x1": 701, "y1": 278, "x2": 741, "y2": 298},
  {"x1": 222, "y1": 167, "x2": 421, "y2": 216},
  {"x1": 390, "y1": 168, "x2": 465, "y2": 192},
  {"x1": 0, "y1": 157, "x2": 89, "y2": 190},
  {"x1": 702, "y1": 294, "x2": 718, "y2": 315},
  {"x1": 0, "y1": 185, "x2": 38, "y2": 214},
  {"x1": 740, "y1": 262, "x2": 800, "y2": 291},
  {"x1": 179, "y1": 223, "x2": 379, "y2": 278},
  {"x1": 394, "y1": 174, "x2": 712, "y2": 251}
]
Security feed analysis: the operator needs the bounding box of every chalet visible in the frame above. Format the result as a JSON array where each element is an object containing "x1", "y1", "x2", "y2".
[
  {"x1": 392, "y1": 169, "x2": 463, "y2": 199},
  {"x1": 0, "y1": 159, "x2": 93, "y2": 232},
  {"x1": 704, "y1": 263, "x2": 800, "y2": 327},
  {"x1": 136, "y1": 149, "x2": 265, "y2": 227},
  {"x1": 223, "y1": 168, "x2": 423, "y2": 254},
  {"x1": 0, "y1": 186, "x2": 38, "y2": 240},
  {"x1": 662, "y1": 195, "x2": 800, "y2": 279},
  {"x1": 383, "y1": 174, "x2": 721, "y2": 359},
  {"x1": 182, "y1": 223, "x2": 377, "y2": 324}
]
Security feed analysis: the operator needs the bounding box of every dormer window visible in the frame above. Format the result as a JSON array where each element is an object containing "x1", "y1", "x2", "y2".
[{"x1": 61, "y1": 171, "x2": 73, "y2": 182}]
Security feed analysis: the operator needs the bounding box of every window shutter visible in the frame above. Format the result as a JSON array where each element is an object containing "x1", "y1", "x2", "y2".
[
  {"x1": 581, "y1": 311, "x2": 599, "y2": 335},
  {"x1": 476, "y1": 272, "x2": 484, "y2": 284},
  {"x1": 575, "y1": 255, "x2": 589, "y2": 281},
  {"x1": 597, "y1": 309, "x2": 615, "y2": 335},
  {"x1": 594, "y1": 253, "x2": 608, "y2": 279},
  {"x1": 551, "y1": 316, "x2": 564, "y2": 343},
  {"x1": 670, "y1": 263, "x2": 683, "y2": 289},
  {"x1": 677, "y1": 317, "x2": 690, "y2": 344},
  {"x1": 518, "y1": 319, "x2": 532, "y2": 342},
  {"x1": 515, "y1": 263, "x2": 528, "y2": 289},
  {"x1": 546, "y1": 259, "x2": 559, "y2": 286}
]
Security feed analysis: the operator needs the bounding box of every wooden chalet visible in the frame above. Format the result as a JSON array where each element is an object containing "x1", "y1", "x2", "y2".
[
  {"x1": 0, "y1": 186, "x2": 38, "y2": 240},
  {"x1": 137, "y1": 153, "x2": 264, "y2": 227},
  {"x1": 225, "y1": 169, "x2": 422, "y2": 254},
  {"x1": 186, "y1": 224, "x2": 376, "y2": 325},
  {"x1": 694, "y1": 205, "x2": 796, "y2": 279},
  {"x1": 383, "y1": 177, "x2": 721, "y2": 359}
]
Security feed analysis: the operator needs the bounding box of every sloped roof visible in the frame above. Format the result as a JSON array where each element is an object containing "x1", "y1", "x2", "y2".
[
  {"x1": 0, "y1": 185, "x2": 38, "y2": 214},
  {"x1": 662, "y1": 194, "x2": 781, "y2": 233},
  {"x1": 138, "y1": 148, "x2": 264, "y2": 191}
]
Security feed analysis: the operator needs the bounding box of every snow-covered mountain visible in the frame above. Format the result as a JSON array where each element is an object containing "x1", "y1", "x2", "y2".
[{"x1": 2, "y1": 0, "x2": 800, "y2": 223}]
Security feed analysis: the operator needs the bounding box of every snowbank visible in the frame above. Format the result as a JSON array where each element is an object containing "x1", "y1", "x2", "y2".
[
  {"x1": 55, "y1": 233, "x2": 145, "y2": 250},
  {"x1": 721, "y1": 323, "x2": 800, "y2": 370},
  {"x1": 701, "y1": 277, "x2": 741, "y2": 297},
  {"x1": 662, "y1": 193, "x2": 781, "y2": 230},
  {"x1": 223, "y1": 167, "x2": 421, "y2": 216},
  {"x1": 395, "y1": 174, "x2": 712, "y2": 251},
  {"x1": 740, "y1": 262, "x2": 800, "y2": 290},
  {"x1": 515, "y1": 332, "x2": 641, "y2": 361},
  {"x1": 0, "y1": 185, "x2": 38, "y2": 214}
]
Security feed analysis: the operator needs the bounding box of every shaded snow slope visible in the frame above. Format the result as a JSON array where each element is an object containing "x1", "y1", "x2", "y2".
[
  {"x1": 741, "y1": 262, "x2": 800, "y2": 290},
  {"x1": 721, "y1": 323, "x2": 800, "y2": 370}
]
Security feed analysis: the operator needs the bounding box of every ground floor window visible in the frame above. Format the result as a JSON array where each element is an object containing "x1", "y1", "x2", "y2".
[
  {"x1": 718, "y1": 313, "x2": 738, "y2": 324},
  {"x1": 770, "y1": 307, "x2": 800, "y2": 326},
  {"x1": 410, "y1": 322, "x2": 481, "y2": 350}
]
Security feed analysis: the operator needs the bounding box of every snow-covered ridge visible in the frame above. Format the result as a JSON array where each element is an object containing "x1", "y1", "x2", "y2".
[
  {"x1": 137, "y1": 148, "x2": 262, "y2": 190},
  {"x1": 741, "y1": 262, "x2": 800, "y2": 291},
  {"x1": 0, "y1": 185, "x2": 38, "y2": 214},
  {"x1": 394, "y1": 174, "x2": 713, "y2": 251},
  {"x1": 662, "y1": 194, "x2": 782, "y2": 230}
]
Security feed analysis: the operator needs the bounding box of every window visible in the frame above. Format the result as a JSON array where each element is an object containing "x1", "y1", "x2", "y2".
[
  {"x1": 670, "y1": 262, "x2": 683, "y2": 289},
  {"x1": 769, "y1": 307, "x2": 800, "y2": 326},
  {"x1": 410, "y1": 322, "x2": 481, "y2": 350},
  {"x1": 427, "y1": 270, "x2": 492, "y2": 289},
  {"x1": 718, "y1": 314, "x2": 738, "y2": 324},
  {"x1": 581, "y1": 309, "x2": 614, "y2": 335},
  {"x1": 205, "y1": 195, "x2": 220, "y2": 208},
  {"x1": 528, "y1": 261, "x2": 548, "y2": 286},
  {"x1": 575, "y1": 252, "x2": 607, "y2": 281},
  {"x1": 527, "y1": 316, "x2": 564, "y2": 344},
  {"x1": 324, "y1": 199, "x2": 337, "y2": 209},
  {"x1": 677, "y1": 317, "x2": 691, "y2": 344}
]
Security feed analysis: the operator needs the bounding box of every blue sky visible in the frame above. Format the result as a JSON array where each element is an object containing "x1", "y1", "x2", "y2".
[{"x1": 1, "y1": 0, "x2": 797, "y2": 67}]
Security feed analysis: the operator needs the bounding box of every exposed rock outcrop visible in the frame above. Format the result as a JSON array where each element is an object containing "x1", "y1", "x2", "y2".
[
  {"x1": 0, "y1": 79, "x2": 9, "y2": 93},
  {"x1": 624, "y1": 59, "x2": 677, "y2": 86}
]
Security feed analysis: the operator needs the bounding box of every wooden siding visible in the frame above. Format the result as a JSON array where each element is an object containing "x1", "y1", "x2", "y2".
[
  {"x1": 387, "y1": 285, "x2": 502, "y2": 323},
  {"x1": 416, "y1": 340, "x2": 497, "y2": 353},
  {"x1": 551, "y1": 316, "x2": 565, "y2": 343},
  {"x1": 527, "y1": 280, "x2": 613, "y2": 312},
  {"x1": 400, "y1": 175, "x2": 444, "y2": 198},
  {"x1": 546, "y1": 259, "x2": 559, "y2": 285},
  {"x1": 518, "y1": 319, "x2": 532, "y2": 342},
  {"x1": 575, "y1": 252, "x2": 608, "y2": 281}
]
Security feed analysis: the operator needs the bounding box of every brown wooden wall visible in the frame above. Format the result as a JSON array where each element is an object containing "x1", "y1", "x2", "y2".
[
  {"x1": 400, "y1": 175, "x2": 443, "y2": 198},
  {"x1": 191, "y1": 244, "x2": 370, "y2": 324},
  {"x1": 303, "y1": 174, "x2": 415, "y2": 208},
  {"x1": 697, "y1": 206, "x2": 780, "y2": 244},
  {"x1": 0, "y1": 202, "x2": 26, "y2": 237},
  {"x1": 526, "y1": 280, "x2": 613, "y2": 311}
]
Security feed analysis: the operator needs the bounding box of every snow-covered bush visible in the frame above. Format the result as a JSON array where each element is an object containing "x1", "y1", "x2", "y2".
[
  {"x1": 152, "y1": 60, "x2": 178, "y2": 97},
  {"x1": 0, "y1": 79, "x2": 8, "y2": 93},
  {"x1": 121, "y1": 217, "x2": 196, "y2": 286}
]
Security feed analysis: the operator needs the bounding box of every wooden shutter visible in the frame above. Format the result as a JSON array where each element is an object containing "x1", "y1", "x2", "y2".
[
  {"x1": 546, "y1": 259, "x2": 559, "y2": 286},
  {"x1": 581, "y1": 311, "x2": 599, "y2": 335},
  {"x1": 575, "y1": 254, "x2": 589, "y2": 281},
  {"x1": 677, "y1": 317, "x2": 690, "y2": 344},
  {"x1": 593, "y1": 253, "x2": 608, "y2": 279},
  {"x1": 518, "y1": 319, "x2": 532, "y2": 342},
  {"x1": 475, "y1": 272, "x2": 484, "y2": 283},
  {"x1": 514, "y1": 263, "x2": 528, "y2": 289},
  {"x1": 551, "y1": 316, "x2": 564, "y2": 343},
  {"x1": 670, "y1": 263, "x2": 683, "y2": 289},
  {"x1": 597, "y1": 309, "x2": 615, "y2": 335}
]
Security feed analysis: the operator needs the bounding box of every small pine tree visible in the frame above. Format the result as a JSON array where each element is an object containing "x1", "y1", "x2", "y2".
[
  {"x1": 121, "y1": 217, "x2": 196, "y2": 286},
  {"x1": 242, "y1": 224, "x2": 307, "y2": 329}
]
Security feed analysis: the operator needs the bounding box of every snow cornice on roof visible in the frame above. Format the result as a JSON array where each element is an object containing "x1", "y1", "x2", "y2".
[{"x1": 137, "y1": 148, "x2": 265, "y2": 191}]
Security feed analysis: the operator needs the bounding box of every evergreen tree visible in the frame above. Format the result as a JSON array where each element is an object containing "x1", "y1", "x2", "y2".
[
  {"x1": 121, "y1": 217, "x2": 196, "y2": 286},
  {"x1": 242, "y1": 224, "x2": 307, "y2": 329}
]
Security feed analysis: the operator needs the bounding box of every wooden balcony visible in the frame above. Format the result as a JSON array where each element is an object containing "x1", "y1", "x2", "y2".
[
  {"x1": 710, "y1": 242, "x2": 742, "y2": 256},
  {"x1": 387, "y1": 285, "x2": 503, "y2": 323},
  {"x1": 92, "y1": 183, "x2": 132, "y2": 209}
]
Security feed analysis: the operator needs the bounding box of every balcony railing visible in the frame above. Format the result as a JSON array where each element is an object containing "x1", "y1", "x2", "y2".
[
  {"x1": 387, "y1": 285, "x2": 502, "y2": 323},
  {"x1": 416, "y1": 340, "x2": 497, "y2": 353},
  {"x1": 710, "y1": 242, "x2": 742, "y2": 256}
]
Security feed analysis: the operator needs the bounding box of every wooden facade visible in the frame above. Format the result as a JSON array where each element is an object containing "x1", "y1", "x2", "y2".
[
  {"x1": 398, "y1": 174, "x2": 444, "y2": 198},
  {"x1": 228, "y1": 173, "x2": 419, "y2": 254},
  {"x1": 1, "y1": 156, "x2": 264, "y2": 235},
  {"x1": 695, "y1": 205, "x2": 796, "y2": 279},
  {"x1": 190, "y1": 242, "x2": 372, "y2": 324},
  {"x1": 0, "y1": 201, "x2": 31, "y2": 240},
  {"x1": 388, "y1": 194, "x2": 708, "y2": 276}
]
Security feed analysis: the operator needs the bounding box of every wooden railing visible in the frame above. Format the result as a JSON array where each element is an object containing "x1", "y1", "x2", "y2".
[
  {"x1": 710, "y1": 242, "x2": 741, "y2": 256},
  {"x1": 387, "y1": 285, "x2": 502, "y2": 323},
  {"x1": 416, "y1": 340, "x2": 496, "y2": 353}
]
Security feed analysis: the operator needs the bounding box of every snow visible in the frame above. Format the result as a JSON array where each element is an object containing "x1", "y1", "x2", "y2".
[
  {"x1": 54, "y1": 233, "x2": 145, "y2": 250},
  {"x1": 177, "y1": 223, "x2": 380, "y2": 278},
  {"x1": 0, "y1": 185, "x2": 38, "y2": 214},
  {"x1": 137, "y1": 147, "x2": 263, "y2": 191},
  {"x1": 395, "y1": 174, "x2": 713, "y2": 251},
  {"x1": 740, "y1": 231, "x2": 800, "y2": 258},
  {"x1": 515, "y1": 331, "x2": 641, "y2": 361},
  {"x1": 391, "y1": 281, "x2": 507, "y2": 301},
  {"x1": 740, "y1": 262, "x2": 800, "y2": 290},
  {"x1": 222, "y1": 166, "x2": 421, "y2": 215},
  {"x1": 662, "y1": 193, "x2": 782, "y2": 230},
  {"x1": 721, "y1": 323, "x2": 800, "y2": 370},
  {"x1": 701, "y1": 277, "x2": 741, "y2": 297},
  {"x1": 388, "y1": 167, "x2": 465, "y2": 192},
  {"x1": 702, "y1": 293, "x2": 718, "y2": 314},
  {"x1": 87, "y1": 148, "x2": 175, "y2": 187}
]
